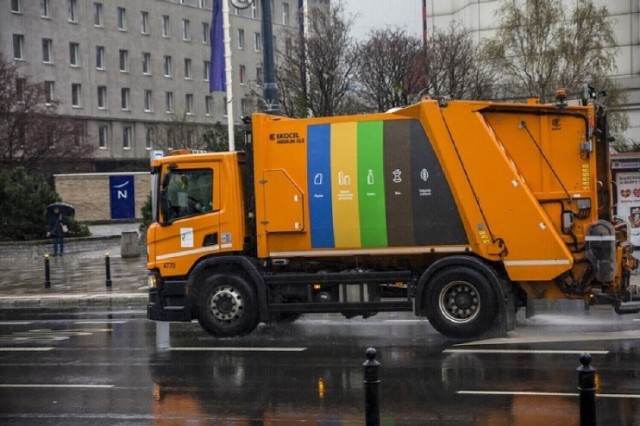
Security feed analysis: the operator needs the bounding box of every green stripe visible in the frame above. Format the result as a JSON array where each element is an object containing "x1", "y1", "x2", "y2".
[{"x1": 357, "y1": 121, "x2": 388, "y2": 247}]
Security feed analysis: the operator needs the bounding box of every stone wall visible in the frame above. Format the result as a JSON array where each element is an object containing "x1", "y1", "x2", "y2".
[{"x1": 54, "y1": 172, "x2": 150, "y2": 222}]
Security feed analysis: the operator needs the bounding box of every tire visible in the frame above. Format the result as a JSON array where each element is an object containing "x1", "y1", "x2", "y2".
[
  {"x1": 197, "y1": 274, "x2": 259, "y2": 337},
  {"x1": 426, "y1": 266, "x2": 497, "y2": 338}
]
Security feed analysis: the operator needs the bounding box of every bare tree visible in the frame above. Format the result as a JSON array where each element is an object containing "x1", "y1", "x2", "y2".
[
  {"x1": 277, "y1": 4, "x2": 359, "y2": 117},
  {"x1": 483, "y1": 0, "x2": 617, "y2": 102},
  {"x1": 426, "y1": 24, "x2": 495, "y2": 100},
  {"x1": 0, "y1": 54, "x2": 94, "y2": 170},
  {"x1": 356, "y1": 28, "x2": 428, "y2": 112},
  {"x1": 155, "y1": 110, "x2": 206, "y2": 152}
]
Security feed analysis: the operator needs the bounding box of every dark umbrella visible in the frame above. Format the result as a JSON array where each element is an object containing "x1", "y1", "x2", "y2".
[{"x1": 47, "y1": 202, "x2": 75, "y2": 216}]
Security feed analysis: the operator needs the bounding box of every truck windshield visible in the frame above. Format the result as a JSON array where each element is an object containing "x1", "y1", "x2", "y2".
[{"x1": 161, "y1": 168, "x2": 213, "y2": 222}]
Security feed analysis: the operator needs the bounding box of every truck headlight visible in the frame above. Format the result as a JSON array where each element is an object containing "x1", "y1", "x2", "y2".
[{"x1": 148, "y1": 273, "x2": 158, "y2": 289}]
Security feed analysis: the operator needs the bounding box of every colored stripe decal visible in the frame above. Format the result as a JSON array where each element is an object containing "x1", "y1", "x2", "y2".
[
  {"x1": 384, "y1": 120, "x2": 415, "y2": 246},
  {"x1": 331, "y1": 122, "x2": 361, "y2": 248},
  {"x1": 357, "y1": 121, "x2": 388, "y2": 247},
  {"x1": 308, "y1": 124, "x2": 335, "y2": 248}
]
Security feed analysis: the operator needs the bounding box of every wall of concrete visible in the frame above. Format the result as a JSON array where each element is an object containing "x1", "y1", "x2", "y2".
[{"x1": 54, "y1": 172, "x2": 150, "y2": 222}]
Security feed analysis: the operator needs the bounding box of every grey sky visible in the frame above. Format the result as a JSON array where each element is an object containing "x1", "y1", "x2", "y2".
[{"x1": 341, "y1": 0, "x2": 423, "y2": 40}]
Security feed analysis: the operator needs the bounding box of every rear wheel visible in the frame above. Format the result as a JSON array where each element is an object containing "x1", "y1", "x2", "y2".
[
  {"x1": 426, "y1": 266, "x2": 497, "y2": 338},
  {"x1": 197, "y1": 274, "x2": 259, "y2": 337}
]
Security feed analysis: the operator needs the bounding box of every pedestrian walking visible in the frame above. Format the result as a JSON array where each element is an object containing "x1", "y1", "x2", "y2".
[{"x1": 47, "y1": 207, "x2": 66, "y2": 256}]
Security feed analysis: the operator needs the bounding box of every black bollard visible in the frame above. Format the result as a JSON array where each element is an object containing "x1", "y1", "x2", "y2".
[
  {"x1": 105, "y1": 252, "x2": 112, "y2": 287},
  {"x1": 363, "y1": 347, "x2": 380, "y2": 426},
  {"x1": 44, "y1": 254, "x2": 51, "y2": 288},
  {"x1": 577, "y1": 352, "x2": 597, "y2": 426}
]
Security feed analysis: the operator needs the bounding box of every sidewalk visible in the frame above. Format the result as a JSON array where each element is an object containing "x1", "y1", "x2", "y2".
[{"x1": 0, "y1": 223, "x2": 148, "y2": 309}]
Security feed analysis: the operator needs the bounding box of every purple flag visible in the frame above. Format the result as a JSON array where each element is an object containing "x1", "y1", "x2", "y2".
[{"x1": 209, "y1": 0, "x2": 225, "y2": 92}]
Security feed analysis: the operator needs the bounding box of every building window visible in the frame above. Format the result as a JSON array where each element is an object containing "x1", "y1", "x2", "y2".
[
  {"x1": 144, "y1": 90, "x2": 153, "y2": 112},
  {"x1": 203, "y1": 61, "x2": 210, "y2": 81},
  {"x1": 40, "y1": 0, "x2": 50, "y2": 17},
  {"x1": 145, "y1": 127, "x2": 154, "y2": 150},
  {"x1": 184, "y1": 58, "x2": 192, "y2": 79},
  {"x1": 256, "y1": 66, "x2": 263, "y2": 85},
  {"x1": 241, "y1": 98, "x2": 249, "y2": 116},
  {"x1": 93, "y1": 3, "x2": 103, "y2": 26},
  {"x1": 98, "y1": 125, "x2": 108, "y2": 149},
  {"x1": 254, "y1": 32, "x2": 261, "y2": 52},
  {"x1": 163, "y1": 56, "x2": 172, "y2": 77},
  {"x1": 202, "y1": 22, "x2": 210, "y2": 44},
  {"x1": 165, "y1": 91, "x2": 173, "y2": 112},
  {"x1": 251, "y1": 2, "x2": 258, "y2": 19},
  {"x1": 12, "y1": 34, "x2": 24, "y2": 60},
  {"x1": 67, "y1": 0, "x2": 77, "y2": 22},
  {"x1": 223, "y1": 96, "x2": 227, "y2": 116},
  {"x1": 185, "y1": 94, "x2": 194, "y2": 115},
  {"x1": 44, "y1": 81, "x2": 55, "y2": 103},
  {"x1": 182, "y1": 19, "x2": 191, "y2": 41},
  {"x1": 205, "y1": 96, "x2": 213, "y2": 116},
  {"x1": 140, "y1": 11, "x2": 149, "y2": 34},
  {"x1": 199, "y1": 0, "x2": 206, "y2": 8},
  {"x1": 119, "y1": 50, "x2": 129, "y2": 72},
  {"x1": 123, "y1": 126, "x2": 132, "y2": 150},
  {"x1": 283, "y1": 2, "x2": 289, "y2": 25},
  {"x1": 11, "y1": 0, "x2": 21, "y2": 13},
  {"x1": 117, "y1": 7, "x2": 126, "y2": 30},
  {"x1": 96, "y1": 46, "x2": 105, "y2": 69},
  {"x1": 16, "y1": 78, "x2": 25, "y2": 102},
  {"x1": 69, "y1": 42, "x2": 80, "y2": 66},
  {"x1": 239, "y1": 65, "x2": 246, "y2": 85},
  {"x1": 97, "y1": 86, "x2": 107, "y2": 109},
  {"x1": 237, "y1": 29, "x2": 245, "y2": 49},
  {"x1": 42, "y1": 39, "x2": 53, "y2": 63},
  {"x1": 142, "y1": 52, "x2": 151, "y2": 75},
  {"x1": 121, "y1": 88, "x2": 130, "y2": 110},
  {"x1": 71, "y1": 83, "x2": 82, "y2": 107},
  {"x1": 162, "y1": 15, "x2": 170, "y2": 37}
]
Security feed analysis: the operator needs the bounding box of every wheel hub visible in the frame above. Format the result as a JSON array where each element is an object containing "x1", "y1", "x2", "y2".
[
  {"x1": 210, "y1": 285, "x2": 243, "y2": 321},
  {"x1": 439, "y1": 281, "x2": 480, "y2": 323}
]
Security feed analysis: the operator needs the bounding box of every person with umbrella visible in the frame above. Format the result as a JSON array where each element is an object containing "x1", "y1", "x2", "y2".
[{"x1": 46, "y1": 202, "x2": 74, "y2": 256}]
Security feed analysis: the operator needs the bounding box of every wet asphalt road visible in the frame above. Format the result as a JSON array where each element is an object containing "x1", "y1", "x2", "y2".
[{"x1": 0, "y1": 306, "x2": 638, "y2": 425}]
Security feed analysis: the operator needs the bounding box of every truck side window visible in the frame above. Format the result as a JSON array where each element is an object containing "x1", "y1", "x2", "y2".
[{"x1": 163, "y1": 168, "x2": 213, "y2": 221}]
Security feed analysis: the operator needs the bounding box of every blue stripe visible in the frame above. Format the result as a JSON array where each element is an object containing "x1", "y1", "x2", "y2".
[{"x1": 308, "y1": 124, "x2": 334, "y2": 248}]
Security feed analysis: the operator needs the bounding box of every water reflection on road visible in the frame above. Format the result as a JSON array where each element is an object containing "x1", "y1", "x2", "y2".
[{"x1": 147, "y1": 310, "x2": 640, "y2": 425}]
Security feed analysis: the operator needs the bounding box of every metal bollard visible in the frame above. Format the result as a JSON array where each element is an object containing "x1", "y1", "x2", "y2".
[
  {"x1": 44, "y1": 254, "x2": 51, "y2": 288},
  {"x1": 577, "y1": 352, "x2": 597, "y2": 426},
  {"x1": 105, "y1": 252, "x2": 112, "y2": 287},
  {"x1": 363, "y1": 347, "x2": 380, "y2": 426}
]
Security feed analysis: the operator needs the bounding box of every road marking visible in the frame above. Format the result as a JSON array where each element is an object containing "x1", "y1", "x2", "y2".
[
  {"x1": 171, "y1": 347, "x2": 307, "y2": 352},
  {"x1": 382, "y1": 319, "x2": 429, "y2": 324},
  {"x1": 74, "y1": 321, "x2": 128, "y2": 325},
  {"x1": 457, "y1": 390, "x2": 640, "y2": 399},
  {"x1": 0, "y1": 322, "x2": 33, "y2": 325},
  {"x1": 0, "y1": 347, "x2": 54, "y2": 352},
  {"x1": 443, "y1": 349, "x2": 609, "y2": 355},
  {"x1": 456, "y1": 330, "x2": 640, "y2": 346},
  {"x1": 0, "y1": 384, "x2": 113, "y2": 389}
]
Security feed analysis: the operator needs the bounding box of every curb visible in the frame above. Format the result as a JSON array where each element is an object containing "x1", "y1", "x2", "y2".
[{"x1": 0, "y1": 293, "x2": 148, "y2": 309}]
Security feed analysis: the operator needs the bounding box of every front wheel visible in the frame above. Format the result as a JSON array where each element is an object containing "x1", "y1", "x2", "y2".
[
  {"x1": 197, "y1": 274, "x2": 259, "y2": 337},
  {"x1": 426, "y1": 266, "x2": 497, "y2": 338}
]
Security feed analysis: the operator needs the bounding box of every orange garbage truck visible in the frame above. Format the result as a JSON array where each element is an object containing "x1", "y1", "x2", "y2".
[{"x1": 146, "y1": 89, "x2": 638, "y2": 338}]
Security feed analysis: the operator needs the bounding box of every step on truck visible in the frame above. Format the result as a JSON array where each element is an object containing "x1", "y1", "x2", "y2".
[{"x1": 146, "y1": 88, "x2": 639, "y2": 338}]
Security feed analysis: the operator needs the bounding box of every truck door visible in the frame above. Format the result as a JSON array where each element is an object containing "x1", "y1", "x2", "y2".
[{"x1": 154, "y1": 163, "x2": 221, "y2": 275}]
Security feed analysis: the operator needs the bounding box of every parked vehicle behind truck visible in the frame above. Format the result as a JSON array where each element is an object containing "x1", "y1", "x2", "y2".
[{"x1": 146, "y1": 89, "x2": 639, "y2": 338}]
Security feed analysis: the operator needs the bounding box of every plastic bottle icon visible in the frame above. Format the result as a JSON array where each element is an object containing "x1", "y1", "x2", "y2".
[{"x1": 367, "y1": 169, "x2": 374, "y2": 185}]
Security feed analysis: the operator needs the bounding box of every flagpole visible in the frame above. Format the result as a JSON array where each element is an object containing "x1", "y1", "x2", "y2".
[{"x1": 222, "y1": 0, "x2": 235, "y2": 151}]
